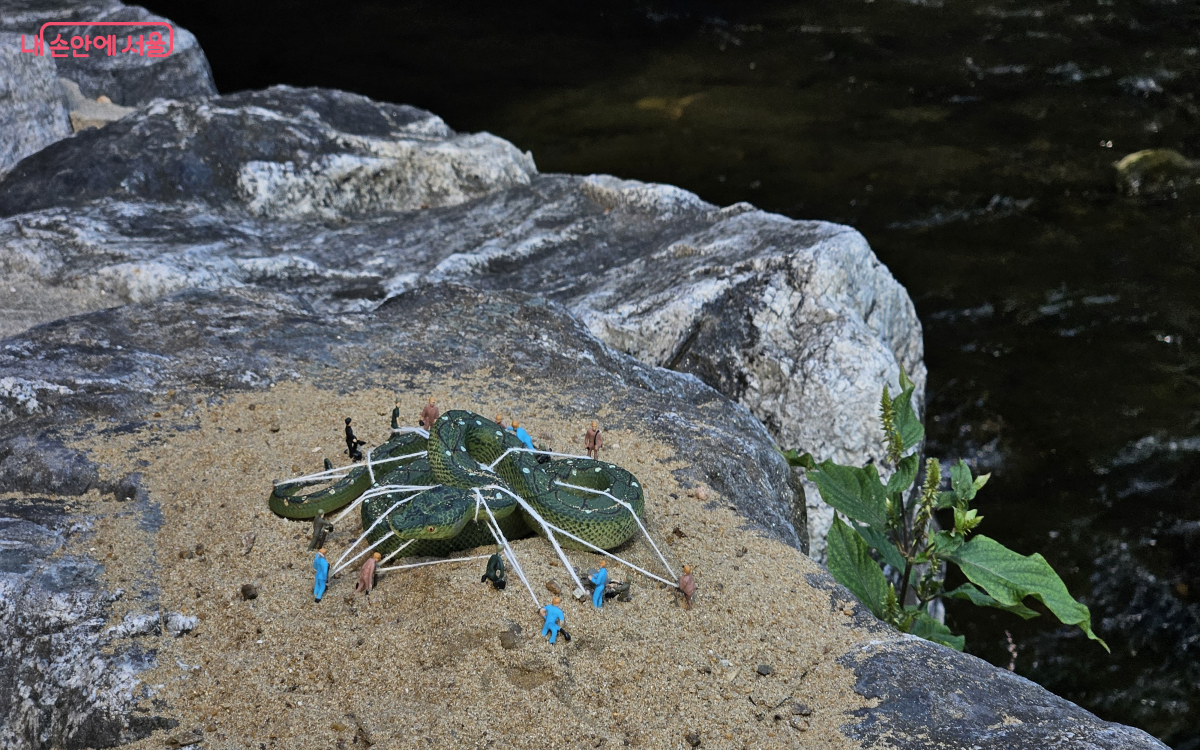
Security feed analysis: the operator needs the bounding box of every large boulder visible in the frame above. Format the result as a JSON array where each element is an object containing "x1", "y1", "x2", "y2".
[
  {"x1": 0, "y1": 286, "x2": 1163, "y2": 749},
  {"x1": 0, "y1": 0, "x2": 216, "y2": 106},
  {"x1": 0, "y1": 32, "x2": 71, "y2": 176},
  {"x1": 0, "y1": 86, "x2": 922, "y2": 559}
]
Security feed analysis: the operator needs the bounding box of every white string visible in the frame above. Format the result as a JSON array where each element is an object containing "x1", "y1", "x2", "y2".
[
  {"x1": 482, "y1": 485, "x2": 587, "y2": 594},
  {"x1": 331, "y1": 531, "x2": 395, "y2": 577},
  {"x1": 364, "y1": 443, "x2": 375, "y2": 485},
  {"x1": 474, "y1": 488, "x2": 539, "y2": 607},
  {"x1": 487, "y1": 484, "x2": 678, "y2": 589},
  {"x1": 554, "y1": 479, "x2": 677, "y2": 581},
  {"x1": 331, "y1": 488, "x2": 434, "y2": 570},
  {"x1": 333, "y1": 482, "x2": 436, "y2": 523},
  {"x1": 273, "y1": 451, "x2": 425, "y2": 488},
  {"x1": 378, "y1": 538, "x2": 415, "y2": 566},
  {"x1": 392, "y1": 426, "x2": 430, "y2": 438},
  {"x1": 484, "y1": 446, "x2": 595, "y2": 471},
  {"x1": 378, "y1": 554, "x2": 491, "y2": 573}
]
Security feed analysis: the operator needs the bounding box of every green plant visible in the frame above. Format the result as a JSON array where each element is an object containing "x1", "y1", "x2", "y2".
[{"x1": 783, "y1": 371, "x2": 1108, "y2": 652}]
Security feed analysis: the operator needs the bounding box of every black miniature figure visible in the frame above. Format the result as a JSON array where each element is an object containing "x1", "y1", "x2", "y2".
[
  {"x1": 480, "y1": 551, "x2": 508, "y2": 590},
  {"x1": 391, "y1": 401, "x2": 401, "y2": 430},
  {"x1": 345, "y1": 417, "x2": 366, "y2": 461}
]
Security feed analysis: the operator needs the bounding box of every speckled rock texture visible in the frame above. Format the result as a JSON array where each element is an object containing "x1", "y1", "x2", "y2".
[
  {"x1": 0, "y1": 85, "x2": 921, "y2": 560},
  {"x1": 0, "y1": 0, "x2": 216, "y2": 107},
  {"x1": 0, "y1": 32, "x2": 71, "y2": 176}
]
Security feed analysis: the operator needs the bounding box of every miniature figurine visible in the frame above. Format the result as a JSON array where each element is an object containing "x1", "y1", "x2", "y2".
[
  {"x1": 419, "y1": 397, "x2": 439, "y2": 428},
  {"x1": 540, "y1": 596, "x2": 566, "y2": 644},
  {"x1": 480, "y1": 551, "x2": 507, "y2": 590},
  {"x1": 309, "y1": 511, "x2": 334, "y2": 550},
  {"x1": 313, "y1": 548, "x2": 329, "y2": 603},
  {"x1": 494, "y1": 414, "x2": 507, "y2": 429},
  {"x1": 678, "y1": 565, "x2": 696, "y2": 610},
  {"x1": 511, "y1": 419, "x2": 535, "y2": 451},
  {"x1": 356, "y1": 551, "x2": 381, "y2": 604},
  {"x1": 345, "y1": 417, "x2": 366, "y2": 461},
  {"x1": 590, "y1": 565, "x2": 608, "y2": 608},
  {"x1": 391, "y1": 400, "x2": 401, "y2": 430},
  {"x1": 585, "y1": 421, "x2": 603, "y2": 459},
  {"x1": 324, "y1": 458, "x2": 333, "y2": 471}
]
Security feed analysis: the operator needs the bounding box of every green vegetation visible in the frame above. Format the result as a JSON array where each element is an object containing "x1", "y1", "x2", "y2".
[{"x1": 784, "y1": 371, "x2": 1108, "y2": 652}]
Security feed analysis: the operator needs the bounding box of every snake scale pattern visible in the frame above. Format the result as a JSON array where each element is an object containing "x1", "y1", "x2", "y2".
[{"x1": 269, "y1": 410, "x2": 645, "y2": 558}]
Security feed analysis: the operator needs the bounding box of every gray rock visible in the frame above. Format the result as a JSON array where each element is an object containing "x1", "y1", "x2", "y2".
[
  {"x1": 0, "y1": 497, "x2": 174, "y2": 749},
  {"x1": 0, "y1": 284, "x2": 1157, "y2": 748},
  {"x1": 0, "y1": 31, "x2": 71, "y2": 177},
  {"x1": 0, "y1": 86, "x2": 919, "y2": 557},
  {"x1": 842, "y1": 637, "x2": 1168, "y2": 749},
  {"x1": 106, "y1": 611, "x2": 160, "y2": 638},
  {"x1": 0, "y1": 1, "x2": 216, "y2": 107}
]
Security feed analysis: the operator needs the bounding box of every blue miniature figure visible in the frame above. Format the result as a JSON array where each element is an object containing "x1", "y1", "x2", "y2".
[
  {"x1": 540, "y1": 597, "x2": 565, "y2": 643},
  {"x1": 313, "y1": 548, "x2": 329, "y2": 602},
  {"x1": 590, "y1": 566, "x2": 609, "y2": 608},
  {"x1": 510, "y1": 419, "x2": 535, "y2": 451}
]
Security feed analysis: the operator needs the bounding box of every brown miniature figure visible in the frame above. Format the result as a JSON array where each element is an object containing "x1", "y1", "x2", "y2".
[
  {"x1": 494, "y1": 414, "x2": 507, "y2": 429},
  {"x1": 308, "y1": 511, "x2": 334, "y2": 550},
  {"x1": 585, "y1": 421, "x2": 603, "y2": 459},
  {"x1": 356, "y1": 551, "x2": 381, "y2": 604},
  {"x1": 419, "y1": 398, "x2": 439, "y2": 428},
  {"x1": 678, "y1": 565, "x2": 696, "y2": 610}
]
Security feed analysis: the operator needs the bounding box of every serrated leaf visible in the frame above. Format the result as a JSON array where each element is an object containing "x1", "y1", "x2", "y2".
[
  {"x1": 807, "y1": 460, "x2": 888, "y2": 530},
  {"x1": 907, "y1": 610, "x2": 965, "y2": 650},
  {"x1": 891, "y1": 377, "x2": 925, "y2": 451},
  {"x1": 781, "y1": 449, "x2": 816, "y2": 470},
  {"x1": 886, "y1": 453, "x2": 919, "y2": 495},
  {"x1": 944, "y1": 583, "x2": 1040, "y2": 619},
  {"x1": 950, "y1": 460, "x2": 977, "y2": 503},
  {"x1": 973, "y1": 473, "x2": 990, "y2": 492},
  {"x1": 827, "y1": 516, "x2": 893, "y2": 619},
  {"x1": 856, "y1": 523, "x2": 906, "y2": 572},
  {"x1": 946, "y1": 535, "x2": 1109, "y2": 651}
]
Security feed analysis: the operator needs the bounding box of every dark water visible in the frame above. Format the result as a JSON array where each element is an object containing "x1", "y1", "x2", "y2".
[{"x1": 145, "y1": 1, "x2": 1200, "y2": 745}]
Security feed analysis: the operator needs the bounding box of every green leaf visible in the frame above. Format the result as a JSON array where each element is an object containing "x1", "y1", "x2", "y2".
[
  {"x1": 931, "y1": 531, "x2": 964, "y2": 556},
  {"x1": 935, "y1": 491, "x2": 957, "y2": 510},
  {"x1": 950, "y1": 460, "x2": 977, "y2": 503},
  {"x1": 807, "y1": 460, "x2": 888, "y2": 530},
  {"x1": 891, "y1": 371, "x2": 925, "y2": 451},
  {"x1": 827, "y1": 516, "x2": 893, "y2": 619},
  {"x1": 944, "y1": 583, "x2": 1040, "y2": 619},
  {"x1": 946, "y1": 535, "x2": 1109, "y2": 651},
  {"x1": 953, "y1": 506, "x2": 984, "y2": 536},
  {"x1": 780, "y1": 449, "x2": 816, "y2": 470},
  {"x1": 973, "y1": 473, "x2": 991, "y2": 492},
  {"x1": 886, "y1": 453, "x2": 919, "y2": 495},
  {"x1": 907, "y1": 610, "x2": 965, "y2": 651},
  {"x1": 856, "y1": 523, "x2": 906, "y2": 572}
]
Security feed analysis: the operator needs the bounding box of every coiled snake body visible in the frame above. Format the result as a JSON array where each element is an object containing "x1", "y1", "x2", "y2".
[{"x1": 270, "y1": 411, "x2": 645, "y2": 558}]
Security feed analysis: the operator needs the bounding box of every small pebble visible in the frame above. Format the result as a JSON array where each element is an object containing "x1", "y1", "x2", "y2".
[
  {"x1": 545, "y1": 580, "x2": 562, "y2": 596},
  {"x1": 790, "y1": 718, "x2": 810, "y2": 732},
  {"x1": 756, "y1": 664, "x2": 773, "y2": 676},
  {"x1": 240, "y1": 584, "x2": 258, "y2": 601},
  {"x1": 499, "y1": 628, "x2": 522, "y2": 650},
  {"x1": 178, "y1": 549, "x2": 194, "y2": 560},
  {"x1": 241, "y1": 532, "x2": 256, "y2": 555},
  {"x1": 736, "y1": 546, "x2": 747, "y2": 558},
  {"x1": 269, "y1": 423, "x2": 281, "y2": 433},
  {"x1": 684, "y1": 731, "x2": 701, "y2": 747},
  {"x1": 791, "y1": 703, "x2": 812, "y2": 716},
  {"x1": 96, "y1": 95, "x2": 112, "y2": 103}
]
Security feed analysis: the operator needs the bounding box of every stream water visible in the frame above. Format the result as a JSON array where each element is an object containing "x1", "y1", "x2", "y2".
[{"x1": 146, "y1": 1, "x2": 1200, "y2": 745}]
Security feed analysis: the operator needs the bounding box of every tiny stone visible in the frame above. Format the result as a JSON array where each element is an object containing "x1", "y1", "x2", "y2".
[
  {"x1": 736, "y1": 546, "x2": 747, "y2": 557},
  {"x1": 789, "y1": 718, "x2": 810, "y2": 732},
  {"x1": 684, "y1": 731, "x2": 701, "y2": 747},
  {"x1": 791, "y1": 703, "x2": 812, "y2": 716},
  {"x1": 240, "y1": 584, "x2": 258, "y2": 600},
  {"x1": 545, "y1": 580, "x2": 562, "y2": 595},
  {"x1": 756, "y1": 664, "x2": 773, "y2": 676},
  {"x1": 270, "y1": 423, "x2": 281, "y2": 433},
  {"x1": 178, "y1": 549, "x2": 194, "y2": 560}
]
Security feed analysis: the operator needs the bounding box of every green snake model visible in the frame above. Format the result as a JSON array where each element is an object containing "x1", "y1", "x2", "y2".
[{"x1": 269, "y1": 410, "x2": 645, "y2": 559}]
